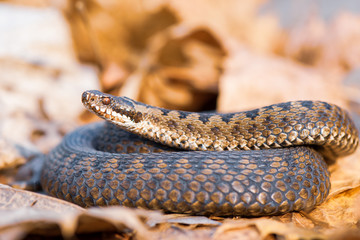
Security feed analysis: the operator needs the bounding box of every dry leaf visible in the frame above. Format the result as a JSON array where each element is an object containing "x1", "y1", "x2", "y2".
[
  {"x1": 218, "y1": 46, "x2": 347, "y2": 113},
  {"x1": 62, "y1": 0, "x2": 282, "y2": 112},
  {"x1": 305, "y1": 150, "x2": 360, "y2": 229},
  {"x1": 0, "y1": 184, "x2": 82, "y2": 211},
  {"x1": 136, "y1": 27, "x2": 225, "y2": 111},
  {"x1": 0, "y1": 139, "x2": 26, "y2": 170},
  {"x1": 0, "y1": 206, "x2": 162, "y2": 239},
  {"x1": 309, "y1": 186, "x2": 360, "y2": 229},
  {"x1": 2, "y1": 1, "x2": 360, "y2": 239},
  {"x1": 214, "y1": 218, "x2": 325, "y2": 240},
  {"x1": 281, "y1": 12, "x2": 360, "y2": 72}
]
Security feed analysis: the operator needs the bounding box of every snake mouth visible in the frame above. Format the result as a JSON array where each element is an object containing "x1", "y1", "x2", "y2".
[{"x1": 82, "y1": 90, "x2": 111, "y2": 116}]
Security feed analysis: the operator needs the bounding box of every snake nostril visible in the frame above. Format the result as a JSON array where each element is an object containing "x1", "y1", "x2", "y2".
[{"x1": 81, "y1": 92, "x2": 90, "y2": 103}]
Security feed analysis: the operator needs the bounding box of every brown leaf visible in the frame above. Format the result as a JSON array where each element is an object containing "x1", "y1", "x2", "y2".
[
  {"x1": 0, "y1": 184, "x2": 82, "y2": 211},
  {"x1": 0, "y1": 185, "x2": 163, "y2": 239},
  {"x1": 3, "y1": 1, "x2": 360, "y2": 239},
  {"x1": 309, "y1": 186, "x2": 360, "y2": 229},
  {"x1": 0, "y1": 206, "x2": 163, "y2": 239},
  {"x1": 0, "y1": 139, "x2": 26, "y2": 170},
  {"x1": 214, "y1": 218, "x2": 325, "y2": 240},
  {"x1": 305, "y1": 150, "x2": 360, "y2": 229},
  {"x1": 131, "y1": 27, "x2": 225, "y2": 111},
  {"x1": 218, "y1": 47, "x2": 347, "y2": 113},
  {"x1": 282, "y1": 12, "x2": 360, "y2": 72},
  {"x1": 168, "y1": 0, "x2": 280, "y2": 54}
]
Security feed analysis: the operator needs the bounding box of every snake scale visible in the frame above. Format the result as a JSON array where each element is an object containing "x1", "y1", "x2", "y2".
[{"x1": 41, "y1": 90, "x2": 359, "y2": 216}]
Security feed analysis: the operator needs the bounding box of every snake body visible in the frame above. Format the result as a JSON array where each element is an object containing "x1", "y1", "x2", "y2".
[{"x1": 41, "y1": 90, "x2": 359, "y2": 216}]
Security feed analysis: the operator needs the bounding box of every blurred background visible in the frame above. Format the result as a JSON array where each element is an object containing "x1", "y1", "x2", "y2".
[{"x1": 1, "y1": 0, "x2": 360, "y2": 156}]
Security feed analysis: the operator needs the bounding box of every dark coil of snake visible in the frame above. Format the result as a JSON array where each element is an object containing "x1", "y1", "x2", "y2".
[{"x1": 41, "y1": 90, "x2": 359, "y2": 216}]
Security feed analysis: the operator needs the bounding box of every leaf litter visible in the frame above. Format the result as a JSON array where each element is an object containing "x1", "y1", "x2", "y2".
[{"x1": 1, "y1": 0, "x2": 360, "y2": 239}]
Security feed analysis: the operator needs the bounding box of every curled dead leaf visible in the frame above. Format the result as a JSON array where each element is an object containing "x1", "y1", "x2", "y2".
[
  {"x1": 0, "y1": 184, "x2": 164, "y2": 239},
  {"x1": 120, "y1": 27, "x2": 225, "y2": 111},
  {"x1": 0, "y1": 206, "x2": 163, "y2": 240}
]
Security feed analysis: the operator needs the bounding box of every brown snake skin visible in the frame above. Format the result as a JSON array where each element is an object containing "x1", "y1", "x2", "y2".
[{"x1": 41, "y1": 90, "x2": 359, "y2": 216}]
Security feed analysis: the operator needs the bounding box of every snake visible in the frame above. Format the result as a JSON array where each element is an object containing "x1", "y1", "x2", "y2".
[{"x1": 40, "y1": 90, "x2": 359, "y2": 216}]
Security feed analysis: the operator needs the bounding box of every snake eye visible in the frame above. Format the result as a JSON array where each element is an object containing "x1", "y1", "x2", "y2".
[{"x1": 102, "y1": 97, "x2": 111, "y2": 105}]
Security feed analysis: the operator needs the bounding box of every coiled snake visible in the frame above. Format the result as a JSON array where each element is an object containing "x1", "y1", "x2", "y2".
[{"x1": 41, "y1": 90, "x2": 359, "y2": 216}]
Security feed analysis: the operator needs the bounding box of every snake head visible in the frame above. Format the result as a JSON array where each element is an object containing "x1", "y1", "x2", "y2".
[{"x1": 82, "y1": 90, "x2": 144, "y2": 129}]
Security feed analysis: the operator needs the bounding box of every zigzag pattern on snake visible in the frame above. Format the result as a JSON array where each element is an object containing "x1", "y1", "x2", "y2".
[{"x1": 40, "y1": 90, "x2": 359, "y2": 216}]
